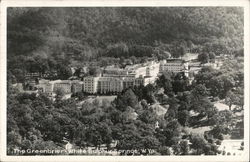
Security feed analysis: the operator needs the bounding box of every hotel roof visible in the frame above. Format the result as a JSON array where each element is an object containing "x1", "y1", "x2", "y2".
[{"x1": 98, "y1": 77, "x2": 123, "y2": 81}]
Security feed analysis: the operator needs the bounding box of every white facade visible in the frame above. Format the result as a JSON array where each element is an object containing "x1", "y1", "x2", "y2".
[
  {"x1": 71, "y1": 81, "x2": 84, "y2": 93},
  {"x1": 36, "y1": 79, "x2": 53, "y2": 93},
  {"x1": 159, "y1": 59, "x2": 185, "y2": 73},
  {"x1": 125, "y1": 61, "x2": 160, "y2": 78},
  {"x1": 122, "y1": 77, "x2": 135, "y2": 89},
  {"x1": 53, "y1": 80, "x2": 72, "y2": 94},
  {"x1": 97, "y1": 77, "x2": 123, "y2": 94},
  {"x1": 83, "y1": 77, "x2": 99, "y2": 94}
]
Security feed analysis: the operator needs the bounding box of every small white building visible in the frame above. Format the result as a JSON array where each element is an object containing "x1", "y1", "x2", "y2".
[{"x1": 159, "y1": 59, "x2": 186, "y2": 73}]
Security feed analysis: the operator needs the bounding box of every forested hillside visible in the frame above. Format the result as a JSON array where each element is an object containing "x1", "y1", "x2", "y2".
[
  {"x1": 7, "y1": 7, "x2": 243, "y2": 81},
  {"x1": 6, "y1": 7, "x2": 244, "y2": 155}
]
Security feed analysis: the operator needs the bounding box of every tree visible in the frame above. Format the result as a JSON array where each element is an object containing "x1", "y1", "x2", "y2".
[
  {"x1": 143, "y1": 84, "x2": 156, "y2": 104},
  {"x1": 32, "y1": 140, "x2": 63, "y2": 155},
  {"x1": 157, "y1": 146, "x2": 171, "y2": 155},
  {"x1": 177, "y1": 91, "x2": 191, "y2": 105},
  {"x1": 187, "y1": 40, "x2": 195, "y2": 51},
  {"x1": 98, "y1": 123, "x2": 113, "y2": 148},
  {"x1": 237, "y1": 94, "x2": 244, "y2": 110},
  {"x1": 179, "y1": 45, "x2": 187, "y2": 57},
  {"x1": 178, "y1": 110, "x2": 190, "y2": 126},
  {"x1": 7, "y1": 8, "x2": 56, "y2": 56},
  {"x1": 164, "y1": 97, "x2": 179, "y2": 121},
  {"x1": 39, "y1": 113, "x2": 64, "y2": 143},
  {"x1": 195, "y1": 66, "x2": 221, "y2": 89},
  {"x1": 106, "y1": 42, "x2": 129, "y2": 58},
  {"x1": 190, "y1": 95, "x2": 215, "y2": 119},
  {"x1": 234, "y1": 87, "x2": 244, "y2": 110},
  {"x1": 85, "y1": 123, "x2": 102, "y2": 148},
  {"x1": 179, "y1": 140, "x2": 190, "y2": 155},
  {"x1": 190, "y1": 84, "x2": 209, "y2": 108},
  {"x1": 172, "y1": 73, "x2": 189, "y2": 93},
  {"x1": 209, "y1": 52, "x2": 216, "y2": 60},
  {"x1": 57, "y1": 64, "x2": 73, "y2": 80},
  {"x1": 88, "y1": 66, "x2": 101, "y2": 76},
  {"x1": 209, "y1": 110, "x2": 233, "y2": 127},
  {"x1": 154, "y1": 50, "x2": 171, "y2": 60},
  {"x1": 160, "y1": 120, "x2": 182, "y2": 146},
  {"x1": 210, "y1": 75, "x2": 235, "y2": 98},
  {"x1": 156, "y1": 72, "x2": 173, "y2": 95},
  {"x1": 141, "y1": 136, "x2": 161, "y2": 150},
  {"x1": 73, "y1": 125, "x2": 87, "y2": 147},
  {"x1": 192, "y1": 84, "x2": 208, "y2": 96},
  {"x1": 190, "y1": 134, "x2": 207, "y2": 155},
  {"x1": 54, "y1": 88, "x2": 65, "y2": 102},
  {"x1": 71, "y1": 92, "x2": 86, "y2": 101},
  {"x1": 172, "y1": 143, "x2": 181, "y2": 155},
  {"x1": 203, "y1": 143, "x2": 219, "y2": 155},
  {"x1": 100, "y1": 58, "x2": 109, "y2": 67},
  {"x1": 121, "y1": 106, "x2": 137, "y2": 122},
  {"x1": 116, "y1": 129, "x2": 142, "y2": 151},
  {"x1": 225, "y1": 90, "x2": 239, "y2": 110},
  {"x1": 138, "y1": 108, "x2": 158, "y2": 124},
  {"x1": 114, "y1": 88, "x2": 138, "y2": 111},
  {"x1": 198, "y1": 53, "x2": 209, "y2": 64},
  {"x1": 140, "y1": 99, "x2": 149, "y2": 109},
  {"x1": 208, "y1": 125, "x2": 230, "y2": 139},
  {"x1": 7, "y1": 131, "x2": 22, "y2": 153}
]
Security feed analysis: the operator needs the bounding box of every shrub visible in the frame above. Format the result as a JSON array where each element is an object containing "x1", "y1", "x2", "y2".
[
  {"x1": 157, "y1": 146, "x2": 171, "y2": 155},
  {"x1": 218, "y1": 134, "x2": 224, "y2": 140},
  {"x1": 216, "y1": 140, "x2": 222, "y2": 145},
  {"x1": 207, "y1": 138, "x2": 214, "y2": 144}
]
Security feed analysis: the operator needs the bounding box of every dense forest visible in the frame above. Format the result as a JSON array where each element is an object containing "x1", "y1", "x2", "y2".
[
  {"x1": 7, "y1": 7, "x2": 243, "y2": 82},
  {"x1": 7, "y1": 7, "x2": 244, "y2": 155},
  {"x1": 7, "y1": 60, "x2": 244, "y2": 155}
]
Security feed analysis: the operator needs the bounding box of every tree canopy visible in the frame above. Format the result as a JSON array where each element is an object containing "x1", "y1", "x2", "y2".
[{"x1": 7, "y1": 7, "x2": 243, "y2": 81}]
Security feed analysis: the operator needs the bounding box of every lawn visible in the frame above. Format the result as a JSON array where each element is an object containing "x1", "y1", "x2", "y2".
[
  {"x1": 185, "y1": 126, "x2": 211, "y2": 135},
  {"x1": 96, "y1": 95, "x2": 117, "y2": 102},
  {"x1": 214, "y1": 101, "x2": 236, "y2": 111}
]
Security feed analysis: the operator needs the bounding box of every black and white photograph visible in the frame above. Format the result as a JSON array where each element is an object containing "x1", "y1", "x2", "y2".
[{"x1": 0, "y1": 0, "x2": 249, "y2": 161}]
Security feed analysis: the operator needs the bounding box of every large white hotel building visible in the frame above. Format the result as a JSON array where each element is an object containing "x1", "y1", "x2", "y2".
[
  {"x1": 83, "y1": 61, "x2": 161, "y2": 94},
  {"x1": 33, "y1": 59, "x2": 190, "y2": 95}
]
